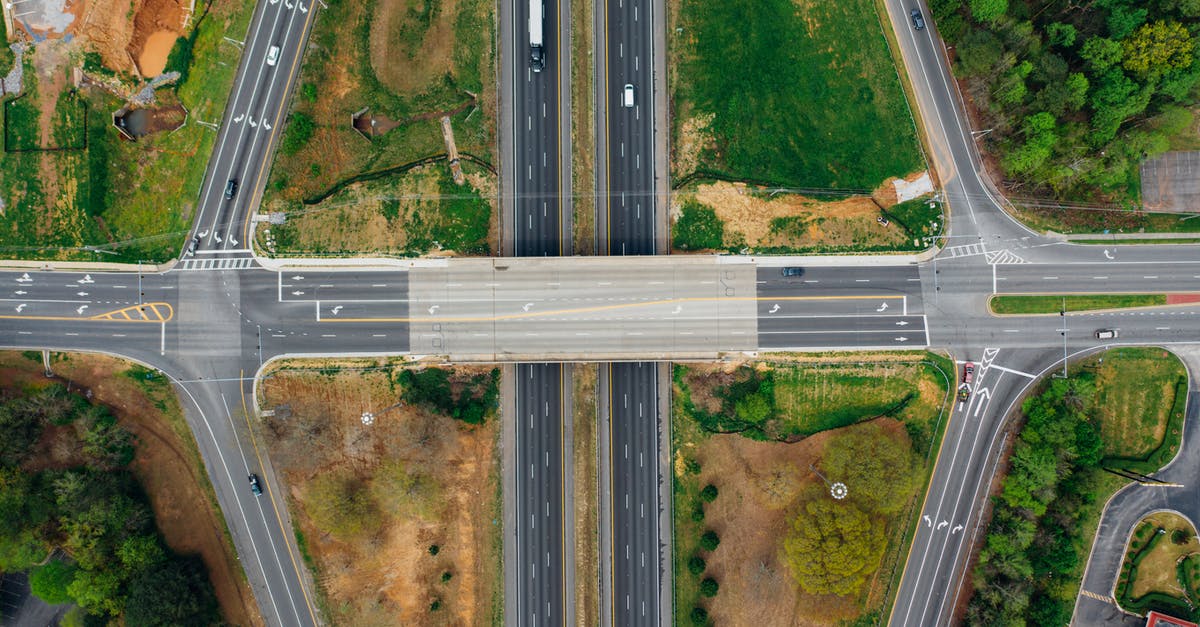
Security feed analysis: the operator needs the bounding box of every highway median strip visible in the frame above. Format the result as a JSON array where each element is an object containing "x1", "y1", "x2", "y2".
[{"x1": 989, "y1": 294, "x2": 1172, "y2": 315}]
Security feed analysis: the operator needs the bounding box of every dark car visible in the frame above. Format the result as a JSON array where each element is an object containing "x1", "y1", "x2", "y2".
[
  {"x1": 781, "y1": 267, "x2": 805, "y2": 277},
  {"x1": 224, "y1": 179, "x2": 238, "y2": 200},
  {"x1": 911, "y1": 8, "x2": 925, "y2": 30},
  {"x1": 248, "y1": 474, "x2": 263, "y2": 496}
]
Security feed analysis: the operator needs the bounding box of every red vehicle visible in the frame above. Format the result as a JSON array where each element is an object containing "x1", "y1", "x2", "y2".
[{"x1": 963, "y1": 362, "x2": 975, "y2": 384}]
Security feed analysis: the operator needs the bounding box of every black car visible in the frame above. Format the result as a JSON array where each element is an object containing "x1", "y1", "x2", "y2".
[
  {"x1": 911, "y1": 8, "x2": 925, "y2": 30},
  {"x1": 248, "y1": 473, "x2": 263, "y2": 496},
  {"x1": 781, "y1": 267, "x2": 805, "y2": 277}
]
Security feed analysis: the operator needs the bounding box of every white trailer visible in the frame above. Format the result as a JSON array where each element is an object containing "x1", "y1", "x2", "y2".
[{"x1": 529, "y1": 0, "x2": 545, "y2": 72}]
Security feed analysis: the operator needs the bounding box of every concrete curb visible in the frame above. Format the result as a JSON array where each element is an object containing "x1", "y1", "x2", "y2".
[{"x1": 0, "y1": 258, "x2": 178, "y2": 273}]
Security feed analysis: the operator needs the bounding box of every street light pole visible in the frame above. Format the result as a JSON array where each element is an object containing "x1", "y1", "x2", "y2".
[{"x1": 1060, "y1": 297, "x2": 1068, "y2": 379}]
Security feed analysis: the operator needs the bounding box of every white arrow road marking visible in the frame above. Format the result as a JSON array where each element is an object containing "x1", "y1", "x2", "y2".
[
  {"x1": 199, "y1": 230, "x2": 209, "y2": 238},
  {"x1": 428, "y1": 305, "x2": 440, "y2": 315},
  {"x1": 895, "y1": 337, "x2": 909, "y2": 342},
  {"x1": 292, "y1": 291, "x2": 305, "y2": 296},
  {"x1": 291, "y1": 275, "x2": 304, "y2": 280},
  {"x1": 952, "y1": 524, "x2": 963, "y2": 534},
  {"x1": 285, "y1": 0, "x2": 293, "y2": 8},
  {"x1": 937, "y1": 520, "x2": 949, "y2": 530},
  {"x1": 15, "y1": 304, "x2": 26, "y2": 313},
  {"x1": 331, "y1": 306, "x2": 343, "y2": 315},
  {"x1": 973, "y1": 388, "x2": 992, "y2": 417},
  {"x1": 769, "y1": 304, "x2": 780, "y2": 313},
  {"x1": 214, "y1": 233, "x2": 223, "y2": 242},
  {"x1": 876, "y1": 302, "x2": 889, "y2": 312},
  {"x1": 77, "y1": 274, "x2": 94, "y2": 284},
  {"x1": 1103, "y1": 249, "x2": 1114, "y2": 260},
  {"x1": 523, "y1": 303, "x2": 534, "y2": 312},
  {"x1": 671, "y1": 306, "x2": 682, "y2": 314},
  {"x1": 230, "y1": 237, "x2": 239, "y2": 246},
  {"x1": 233, "y1": 113, "x2": 245, "y2": 123},
  {"x1": 248, "y1": 116, "x2": 257, "y2": 127},
  {"x1": 76, "y1": 305, "x2": 88, "y2": 315},
  {"x1": 13, "y1": 290, "x2": 26, "y2": 295},
  {"x1": 76, "y1": 292, "x2": 88, "y2": 297},
  {"x1": 896, "y1": 320, "x2": 909, "y2": 326},
  {"x1": 299, "y1": 2, "x2": 307, "y2": 11},
  {"x1": 923, "y1": 515, "x2": 932, "y2": 527},
  {"x1": 16, "y1": 273, "x2": 32, "y2": 283},
  {"x1": 263, "y1": 121, "x2": 272, "y2": 130}
]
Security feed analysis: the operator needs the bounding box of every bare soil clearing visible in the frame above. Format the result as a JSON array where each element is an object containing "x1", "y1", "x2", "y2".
[
  {"x1": 258, "y1": 363, "x2": 501, "y2": 625},
  {"x1": 0, "y1": 351, "x2": 258, "y2": 627},
  {"x1": 674, "y1": 181, "x2": 910, "y2": 251}
]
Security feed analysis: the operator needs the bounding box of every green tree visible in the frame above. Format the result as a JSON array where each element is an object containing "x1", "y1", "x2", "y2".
[
  {"x1": 280, "y1": 113, "x2": 315, "y2": 155},
  {"x1": 1107, "y1": 3, "x2": 1148, "y2": 39},
  {"x1": 30, "y1": 559, "x2": 77, "y2": 605},
  {"x1": 117, "y1": 534, "x2": 166, "y2": 571},
  {"x1": 733, "y1": 393, "x2": 772, "y2": 425},
  {"x1": 699, "y1": 484, "x2": 719, "y2": 503},
  {"x1": 969, "y1": 0, "x2": 1007, "y2": 23},
  {"x1": 783, "y1": 498, "x2": 885, "y2": 596},
  {"x1": 699, "y1": 530, "x2": 720, "y2": 551},
  {"x1": 0, "y1": 403, "x2": 44, "y2": 467},
  {"x1": 687, "y1": 555, "x2": 706, "y2": 576},
  {"x1": 124, "y1": 557, "x2": 218, "y2": 626},
  {"x1": 1080, "y1": 37, "x2": 1123, "y2": 71},
  {"x1": 957, "y1": 29, "x2": 1005, "y2": 76},
  {"x1": 1122, "y1": 20, "x2": 1195, "y2": 76},
  {"x1": 67, "y1": 568, "x2": 123, "y2": 616},
  {"x1": 1046, "y1": 22, "x2": 1077, "y2": 48},
  {"x1": 690, "y1": 606, "x2": 709, "y2": 626},
  {"x1": 699, "y1": 577, "x2": 719, "y2": 597},
  {"x1": 821, "y1": 422, "x2": 919, "y2": 515}
]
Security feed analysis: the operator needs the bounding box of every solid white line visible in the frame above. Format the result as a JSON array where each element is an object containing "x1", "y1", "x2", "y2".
[
  {"x1": 160, "y1": 322, "x2": 166, "y2": 355},
  {"x1": 986, "y1": 363, "x2": 1036, "y2": 379}
]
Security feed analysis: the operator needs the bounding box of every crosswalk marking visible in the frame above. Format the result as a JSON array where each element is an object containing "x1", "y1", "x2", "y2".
[
  {"x1": 1079, "y1": 589, "x2": 1113, "y2": 605},
  {"x1": 985, "y1": 249, "x2": 1027, "y2": 264},
  {"x1": 177, "y1": 257, "x2": 258, "y2": 271},
  {"x1": 942, "y1": 242, "x2": 987, "y2": 259}
]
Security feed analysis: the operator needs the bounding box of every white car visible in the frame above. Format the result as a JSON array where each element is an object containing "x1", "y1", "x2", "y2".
[
  {"x1": 623, "y1": 83, "x2": 634, "y2": 108},
  {"x1": 267, "y1": 45, "x2": 280, "y2": 66}
]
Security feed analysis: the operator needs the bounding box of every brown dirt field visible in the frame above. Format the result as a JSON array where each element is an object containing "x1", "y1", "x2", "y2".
[
  {"x1": 369, "y1": 0, "x2": 459, "y2": 95},
  {"x1": 1130, "y1": 512, "x2": 1199, "y2": 599},
  {"x1": 677, "y1": 181, "x2": 909, "y2": 251},
  {"x1": 259, "y1": 365, "x2": 500, "y2": 625},
  {"x1": 689, "y1": 418, "x2": 911, "y2": 625},
  {"x1": 126, "y1": 0, "x2": 187, "y2": 77},
  {"x1": 0, "y1": 352, "x2": 259, "y2": 627}
]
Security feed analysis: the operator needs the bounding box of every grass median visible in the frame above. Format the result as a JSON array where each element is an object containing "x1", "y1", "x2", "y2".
[{"x1": 990, "y1": 294, "x2": 1169, "y2": 314}]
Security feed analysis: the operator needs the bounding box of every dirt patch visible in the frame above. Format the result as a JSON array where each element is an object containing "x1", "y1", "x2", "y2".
[
  {"x1": 686, "y1": 419, "x2": 910, "y2": 625},
  {"x1": 259, "y1": 364, "x2": 500, "y2": 625},
  {"x1": 674, "y1": 113, "x2": 714, "y2": 177},
  {"x1": 1168, "y1": 293, "x2": 1200, "y2": 305},
  {"x1": 678, "y1": 181, "x2": 908, "y2": 251},
  {"x1": 136, "y1": 29, "x2": 176, "y2": 76},
  {"x1": 0, "y1": 352, "x2": 259, "y2": 627},
  {"x1": 368, "y1": 0, "x2": 459, "y2": 95}
]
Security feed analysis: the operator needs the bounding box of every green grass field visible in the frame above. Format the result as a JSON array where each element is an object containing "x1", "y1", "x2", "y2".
[
  {"x1": 671, "y1": 0, "x2": 922, "y2": 189},
  {"x1": 990, "y1": 294, "x2": 1169, "y2": 314},
  {"x1": 0, "y1": 0, "x2": 259, "y2": 262},
  {"x1": 1090, "y1": 348, "x2": 1187, "y2": 462}
]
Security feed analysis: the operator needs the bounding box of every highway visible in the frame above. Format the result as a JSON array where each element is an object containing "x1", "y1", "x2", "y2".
[
  {"x1": 502, "y1": 0, "x2": 574, "y2": 621},
  {"x1": 600, "y1": 0, "x2": 667, "y2": 621},
  {"x1": 188, "y1": 0, "x2": 317, "y2": 259},
  {"x1": 3, "y1": 0, "x2": 1200, "y2": 621}
]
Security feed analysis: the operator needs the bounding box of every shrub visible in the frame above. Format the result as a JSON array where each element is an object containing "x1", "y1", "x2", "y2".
[
  {"x1": 687, "y1": 555, "x2": 706, "y2": 576},
  {"x1": 1172, "y1": 529, "x2": 1190, "y2": 545},
  {"x1": 429, "y1": 544, "x2": 440, "y2": 555},
  {"x1": 430, "y1": 599, "x2": 441, "y2": 611},
  {"x1": 441, "y1": 571, "x2": 453, "y2": 583},
  {"x1": 699, "y1": 484, "x2": 718, "y2": 503},
  {"x1": 700, "y1": 530, "x2": 720, "y2": 551},
  {"x1": 691, "y1": 504, "x2": 705, "y2": 522},
  {"x1": 700, "y1": 577, "x2": 719, "y2": 597},
  {"x1": 690, "y1": 606, "x2": 708, "y2": 626},
  {"x1": 30, "y1": 559, "x2": 77, "y2": 605},
  {"x1": 280, "y1": 113, "x2": 315, "y2": 155}
]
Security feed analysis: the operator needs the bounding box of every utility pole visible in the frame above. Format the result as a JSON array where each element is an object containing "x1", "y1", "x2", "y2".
[{"x1": 1059, "y1": 297, "x2": 1068, "y2": 379}]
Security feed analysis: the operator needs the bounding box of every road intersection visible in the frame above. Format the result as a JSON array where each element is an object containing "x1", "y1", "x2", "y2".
[{"x1": 3, "y1": 0, "x2": 1200, "y2": 624}]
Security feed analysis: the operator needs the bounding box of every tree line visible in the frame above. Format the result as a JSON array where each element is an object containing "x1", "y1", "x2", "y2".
[
  {"x1": 966, "y1": 376, "x2": 1105, "y2": 624},
  {"x1": 0, "y1": 383, "x2": 219, "y2": 626},
  {"x1": 932, "y1": 0, "x2": 1200, "y2": 203}
]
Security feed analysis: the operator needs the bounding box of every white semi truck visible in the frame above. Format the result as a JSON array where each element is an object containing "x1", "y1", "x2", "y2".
[{"x1": 529, "y1": 0, "x2": 545, "y2": 72}]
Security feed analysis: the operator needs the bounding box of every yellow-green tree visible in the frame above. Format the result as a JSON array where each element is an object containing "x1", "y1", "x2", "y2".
[
  {"x1": 1122, "y1": 20, "x2": 1194, "y2": 76},
  {"x1": 782, "y1": 498, "x2": 885, "y2": 596},
  {"x1": 821, "y1": 422, "x2": 919, "y2": 515}
]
